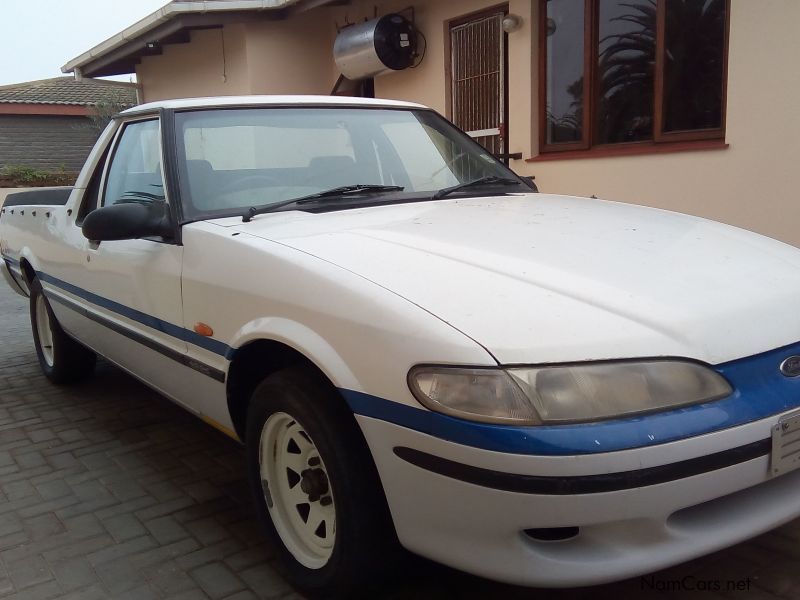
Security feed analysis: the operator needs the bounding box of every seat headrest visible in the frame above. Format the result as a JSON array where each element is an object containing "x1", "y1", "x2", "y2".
[{"x1": 185, "y1": 159, "x2": 214, "y2": 176}]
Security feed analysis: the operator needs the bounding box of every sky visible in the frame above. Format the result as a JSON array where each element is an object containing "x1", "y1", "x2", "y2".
[{"x1": 0, "y1": 0, "x2": 170, "y2": 86}]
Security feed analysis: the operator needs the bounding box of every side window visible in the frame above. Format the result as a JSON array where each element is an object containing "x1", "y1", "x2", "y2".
[{"x1": 104, "y1": 120, "x2": 165, "y2": 206}]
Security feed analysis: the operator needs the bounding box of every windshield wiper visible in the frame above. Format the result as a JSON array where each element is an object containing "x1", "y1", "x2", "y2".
[
  {"x1": 432, "y1": 176, "x2": 523, "y2": 200},
  {"x1": 242, "y1": 184, "x2": 404, "y2": 222}
]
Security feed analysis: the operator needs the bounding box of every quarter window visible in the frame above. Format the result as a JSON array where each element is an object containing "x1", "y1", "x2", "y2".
[{"x1": 540, "y1": 0, "x2": 728, "y2": 153}]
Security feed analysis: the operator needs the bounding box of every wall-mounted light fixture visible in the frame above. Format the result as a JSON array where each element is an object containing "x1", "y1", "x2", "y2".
[{"x1": 502, "y1": 14, "x2": 523, "y2": 33}]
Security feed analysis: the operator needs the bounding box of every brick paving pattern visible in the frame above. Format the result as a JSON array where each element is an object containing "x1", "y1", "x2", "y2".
[{"x1": 0, "y1": 283, "x2": 798, "y2": 599}]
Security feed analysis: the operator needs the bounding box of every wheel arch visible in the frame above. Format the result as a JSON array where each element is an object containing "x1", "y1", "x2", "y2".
[
  {"x1": 225, "y1": 337, "x2": 358, "y2": 442},
  {"x1": 19, "y1": 256, "x2": 36, "y2": 285},
  {"x1": 224, "y1": 317, "x2": 364, "y2": 440}
]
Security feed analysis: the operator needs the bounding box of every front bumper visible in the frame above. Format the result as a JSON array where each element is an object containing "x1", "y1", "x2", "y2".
[{"x1": 358, "y1": 409, "x2": 800, "y2": 587}]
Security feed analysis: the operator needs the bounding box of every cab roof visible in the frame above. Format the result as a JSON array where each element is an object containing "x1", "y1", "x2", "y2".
[{"x1": 120, "y1": 95, "x2": 428, "y2": 117}]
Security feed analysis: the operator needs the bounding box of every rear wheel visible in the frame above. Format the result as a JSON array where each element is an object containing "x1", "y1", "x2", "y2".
[
  {"x1": 29, "y1": 277, "x2": 96, "y2": 383},
  {"x1": 246, "y1": 366, "x2": 399, "y2": 598}
]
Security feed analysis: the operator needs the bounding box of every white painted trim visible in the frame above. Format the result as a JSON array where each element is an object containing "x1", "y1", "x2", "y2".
[{"x1": 465, "y1": 128, "x2": 501, "y2": 138}]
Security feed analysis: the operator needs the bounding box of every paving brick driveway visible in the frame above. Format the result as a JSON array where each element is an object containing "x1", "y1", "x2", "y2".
[{"x1": 0, "y1": 282, "x2": 798, "y2": 600}]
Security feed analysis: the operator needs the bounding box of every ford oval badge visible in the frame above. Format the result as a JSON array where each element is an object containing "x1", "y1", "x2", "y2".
[{"x1": 780, "y1": 356, "x2": 800, "y2": 377}]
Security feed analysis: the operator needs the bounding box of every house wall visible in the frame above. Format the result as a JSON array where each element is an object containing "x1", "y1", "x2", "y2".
[
  {"x1": 134, "y1": 0, "x2": 800, "y2": 247},
  {"x1": 138, "y1": 25, "x2": 252, "y2": 102},
  {"x1": 0, "y1": 115, "x2": 101, "y2": 172},
  {"x1": 137, "y1": 18, "x2": 336, "y2": 101},
  {"x1": 245, "y1": 17, "x2": 337, "y2": 95}
]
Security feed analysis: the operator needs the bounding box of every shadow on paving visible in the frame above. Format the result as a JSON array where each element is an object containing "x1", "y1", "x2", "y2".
[{"x1": 0, "y1": 285, "x2": 797, "y2": 599}]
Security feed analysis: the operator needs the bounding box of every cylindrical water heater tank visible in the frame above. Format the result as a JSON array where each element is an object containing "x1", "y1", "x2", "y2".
[{"x1": 333, "y1": 15, "x2": 417, "y2": 80}]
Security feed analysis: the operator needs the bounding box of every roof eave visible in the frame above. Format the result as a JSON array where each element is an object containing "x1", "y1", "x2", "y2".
[{"x1": 61, "y1": 0, "x2": 309, "y2": 78}]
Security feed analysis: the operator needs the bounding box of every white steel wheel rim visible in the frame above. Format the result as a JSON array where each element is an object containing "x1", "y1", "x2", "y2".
[
  {"x1": 259, "y1": 412, "x2": 336, "y2": 569},
  {"x1": 35, "y1": 294, "x2": 55, "y2": 367}
]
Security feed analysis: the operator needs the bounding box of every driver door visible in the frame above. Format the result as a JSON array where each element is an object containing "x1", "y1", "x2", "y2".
[{"x1": 61, "y1": 117, "x2": 190, "y2": 407}]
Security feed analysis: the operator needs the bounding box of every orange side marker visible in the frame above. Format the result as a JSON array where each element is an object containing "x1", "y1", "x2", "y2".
[{"x1": 194, "y1": 322, "x2": 214, "y2": 337}]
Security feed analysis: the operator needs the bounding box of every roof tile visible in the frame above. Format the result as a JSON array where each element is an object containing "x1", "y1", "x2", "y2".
[{"x1": 0, "y1": 77, "x2": 137, "y2": 107}]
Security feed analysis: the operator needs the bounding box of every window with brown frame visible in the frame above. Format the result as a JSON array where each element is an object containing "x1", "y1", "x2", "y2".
[{"x1": 539, "y1": 0, "x2": 729, "y2": 154}]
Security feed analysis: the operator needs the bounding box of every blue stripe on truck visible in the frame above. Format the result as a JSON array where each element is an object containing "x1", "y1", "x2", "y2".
[
  {"x1": 36, "y1": 270, "x2": 231, "y2": 357},
  {"x1": 343, "y1": 340, "x2": 800, "y2": 455}
]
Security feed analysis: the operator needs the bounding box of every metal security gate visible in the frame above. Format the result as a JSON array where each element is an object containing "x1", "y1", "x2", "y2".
[{"x1": 449, "y1": 9, "x2": 508, "y2": 162}]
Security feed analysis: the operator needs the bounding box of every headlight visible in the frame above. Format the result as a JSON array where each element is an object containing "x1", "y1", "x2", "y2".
[
  {"x1": 408, "y1": 366, "x2": 540, "y2": 425},
  {"x1": 408, "y1": 360, "x2": 732, "y2": 425}
]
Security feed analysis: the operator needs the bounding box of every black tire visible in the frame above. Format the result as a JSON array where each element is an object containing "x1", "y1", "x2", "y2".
[
  {"x1": 245, "y1": 365, "x2": 400, "y2": 599},
  {"x1": 29, "y1": 276, "x2": 96, "y2": 384}
]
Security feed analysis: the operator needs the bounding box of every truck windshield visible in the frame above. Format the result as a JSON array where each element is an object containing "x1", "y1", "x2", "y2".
[{"x1": 174, "y1": 107, "x2": 526, "y2": 219}]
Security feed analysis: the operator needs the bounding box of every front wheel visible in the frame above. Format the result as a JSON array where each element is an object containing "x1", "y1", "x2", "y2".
[
  {"x1": 29, "y1": 277, "x2": 96, "y2": 384},
  {"x1": 246, "y1": 366, "x2": 399, "y2": 598}
]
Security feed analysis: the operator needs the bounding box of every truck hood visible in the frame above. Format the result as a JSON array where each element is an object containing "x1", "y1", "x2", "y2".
[{"x1": 226, "y1": 194, "x2": 800, "y2": 365}]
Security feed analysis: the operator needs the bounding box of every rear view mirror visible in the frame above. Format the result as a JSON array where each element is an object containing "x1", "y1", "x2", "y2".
[{"x1": 81, "y1": 201, "x2": 173, "y2": 242}]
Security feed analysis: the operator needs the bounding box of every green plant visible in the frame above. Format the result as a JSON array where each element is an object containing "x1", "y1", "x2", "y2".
[
  {"x1": 1, "y1": 165, "x2": 50, "y2": 183},
  {"x1": 86, "y1": 90, "x2": 136, "y2": 134},
  {"x1": 0, "y1": 165, "x2": 78, "y2": 187}
]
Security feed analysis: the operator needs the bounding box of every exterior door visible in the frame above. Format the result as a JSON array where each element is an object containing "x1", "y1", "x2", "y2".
[
  {"x1": 53, "y1": 117, "x2": 190, "y2": 408},
  {"x1": 449, "y1": 8, "x2": 510, "y2": 163}
]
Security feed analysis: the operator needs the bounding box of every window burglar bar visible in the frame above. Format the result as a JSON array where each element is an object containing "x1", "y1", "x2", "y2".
[{"x1": 450, "y1": 12, "x2": 505, "y2": 160}]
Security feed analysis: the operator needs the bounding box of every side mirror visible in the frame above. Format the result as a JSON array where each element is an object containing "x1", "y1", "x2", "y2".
[{"x1": 82, "y1": 201, "x2": 173, "y2": 242}]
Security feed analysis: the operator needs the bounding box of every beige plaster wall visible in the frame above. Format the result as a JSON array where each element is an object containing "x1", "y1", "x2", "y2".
[
  {"x1": 137, "y1": 25, "x2": 251, "y2": 102},
  {"x1": 139, "y1": 17, "x2": 337, "y2": 100},
  {"x1": 244, "y1": 16, "x2": 337, "y2": 95}
]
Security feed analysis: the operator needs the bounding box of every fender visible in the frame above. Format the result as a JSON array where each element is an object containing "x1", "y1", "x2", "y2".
[
  {"x1": 227, "y1": 316, "x2": 361, "y2": 391},
  {"x1": 17, "y1": 247, "x2": 40, "y2": 281}
]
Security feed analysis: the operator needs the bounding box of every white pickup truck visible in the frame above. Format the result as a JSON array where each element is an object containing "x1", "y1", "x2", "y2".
[{"x1": 3, "y1": 95, "x2": 800, "y2": 598}]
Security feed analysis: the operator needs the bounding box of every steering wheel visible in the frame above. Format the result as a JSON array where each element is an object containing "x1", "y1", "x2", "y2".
[{"x1": 220, "y1": 175, "x2": 281, "y2": 194}]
